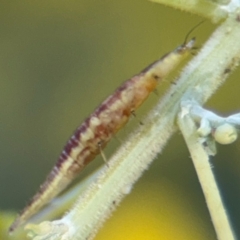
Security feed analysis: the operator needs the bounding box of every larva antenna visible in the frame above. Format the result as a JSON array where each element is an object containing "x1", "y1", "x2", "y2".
[{"x1": 183, "y1": 20, "x2": 205, "y2": 46}]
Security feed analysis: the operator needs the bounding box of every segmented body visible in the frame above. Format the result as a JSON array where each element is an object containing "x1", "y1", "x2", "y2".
[{"x1": 9, "y1": 38, "x2": 195, "y2": 232}]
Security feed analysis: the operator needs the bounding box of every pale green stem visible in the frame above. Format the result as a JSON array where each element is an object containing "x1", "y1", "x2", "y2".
[
  {"x1": 177, "y1": 112, "x2": 235, "y2": 240},
  {"x1": 149, "y1": 0, "x2": 229, "y2": 22},
  {"x1": 25, "y1": 3, "x2": 240, "y2": 240}
]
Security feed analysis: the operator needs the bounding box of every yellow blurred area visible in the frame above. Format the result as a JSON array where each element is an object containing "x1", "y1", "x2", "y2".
[
  {"x1": 96, "y1": 180, "x2": 214, "y2": 240},
  {"x1": 96, "y1": 181, "x2": 215, "y2": 240},
  {"x1": 0, "y1": 0, "x2": 240, "y2": 239},
  {"x1": 0, "y1": 212, "x2": 28, "y2": 240}
]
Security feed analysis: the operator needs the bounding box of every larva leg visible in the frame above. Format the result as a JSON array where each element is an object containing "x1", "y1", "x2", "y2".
[
  {"x1": 153, "y1": 89, "x2": 159, "y2": 96},
  {"x1": 98, "y1": 141, "x2": 109, "y2": 167},
  {"x1": 131, "y1": 110, "x2": 144, "y2": 125}
]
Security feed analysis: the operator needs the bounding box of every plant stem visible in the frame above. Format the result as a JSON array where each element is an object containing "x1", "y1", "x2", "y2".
[{"x1": 177, "y1": 112, "x2": 235, "y2": 240}]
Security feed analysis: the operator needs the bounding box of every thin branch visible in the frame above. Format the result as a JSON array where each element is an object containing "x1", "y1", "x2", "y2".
[{"x1": 177, "y1": 111, "x2": 235, "y2": 240}]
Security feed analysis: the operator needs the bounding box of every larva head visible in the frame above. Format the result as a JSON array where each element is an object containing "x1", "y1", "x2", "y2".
[
  {"x1": 175, "y1": 37, "x2": 196, "y2": 55},
  {"x1": 145, "y1": 38, "x2": 196, "y2": 81}
]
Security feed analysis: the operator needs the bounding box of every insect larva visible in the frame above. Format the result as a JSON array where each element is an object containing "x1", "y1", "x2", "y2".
[{"x1": 9, "y1": 37, "x2": 195, "y2": 233}]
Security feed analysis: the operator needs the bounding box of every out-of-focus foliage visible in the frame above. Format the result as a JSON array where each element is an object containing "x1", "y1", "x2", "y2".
[{"x1": 0, "y1": 0, "x2": 240, "y2": 239}]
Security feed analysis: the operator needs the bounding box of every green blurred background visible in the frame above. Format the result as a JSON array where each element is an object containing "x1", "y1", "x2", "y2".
[{"x1": 0, "y1": 0, "x2": 240, "y2": 239}]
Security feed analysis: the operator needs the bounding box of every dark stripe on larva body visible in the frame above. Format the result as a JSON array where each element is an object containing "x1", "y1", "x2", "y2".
[{"x1": 9, "y1": 38, "x2": 195, "y2": 232}]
